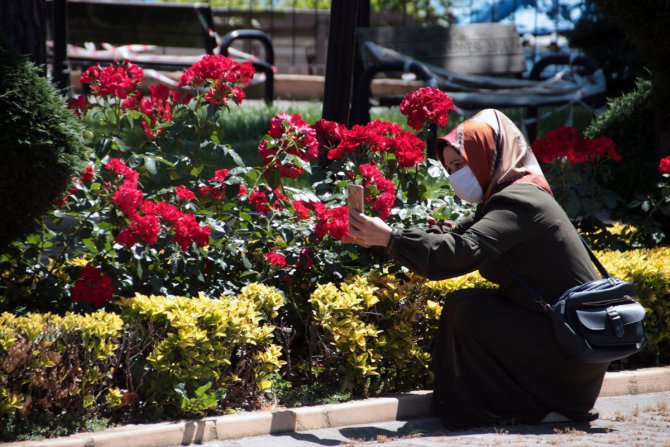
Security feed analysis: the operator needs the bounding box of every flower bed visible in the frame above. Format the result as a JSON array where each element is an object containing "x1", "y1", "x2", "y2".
[
  {"x1": 1, "y1": 250, "x2": 669, "y2": 439},
  {"x1": 1, "y1": 55, "x2": 669, "y2": 440}
]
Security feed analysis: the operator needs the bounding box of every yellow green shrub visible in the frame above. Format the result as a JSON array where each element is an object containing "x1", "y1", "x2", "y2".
[
  {"x1": 0, "y1": 312, "x2": 122, "y2": 420},
  {"x1": 309, "y1": 247, "x2": 669, "y2": 396},
  {"x1": 0, "y1": 246, "x2": 668, "y2": 434},
  {"x1": 119, "y1": 284, "x2": 285, "y2": 416},
  {"x1": 597, "y1": 247, "x2": 670, "y2": 366},
  {"x1": 310, "y1": 276, "x2": 382, "y2": 394},
  {"x1": 309, "y1": 270, "x2": 495, "y2": 396}
]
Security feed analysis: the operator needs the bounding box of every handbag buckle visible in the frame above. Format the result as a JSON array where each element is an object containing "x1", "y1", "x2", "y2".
[{"x1": 606, "y1": 306, "x2": 625, "y2": 337}]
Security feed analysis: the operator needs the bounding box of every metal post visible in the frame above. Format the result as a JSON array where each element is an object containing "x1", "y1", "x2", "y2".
[
  {"x1": 52, "y1": 0, "x2": 69, "y2": 91},
  {"x1": 349, "y1": 0, "x2": 369, "y2": 123},
  {"x1": 322, "y1": 0, "x2": 360, "y2": 125},
  {"x1": 291, "y1": 0, "x2": 296, "y2": 68}
]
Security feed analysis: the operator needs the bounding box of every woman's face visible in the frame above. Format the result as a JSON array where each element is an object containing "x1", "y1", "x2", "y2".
[{"x1": 441, "y1": 145, "x2": 467, "y2": 175}]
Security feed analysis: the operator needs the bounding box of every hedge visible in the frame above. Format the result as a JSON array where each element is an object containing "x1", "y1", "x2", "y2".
[{"x1": 0, "y1": 43, "x2": 86, "y2": 249}]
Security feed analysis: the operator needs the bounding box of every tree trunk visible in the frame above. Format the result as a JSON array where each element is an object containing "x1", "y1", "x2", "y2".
[{"x1": 0, "y1": 0, "x2": 48, "y2": 72}]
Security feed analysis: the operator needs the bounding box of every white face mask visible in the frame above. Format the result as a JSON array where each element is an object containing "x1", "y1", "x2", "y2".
[{"x1": 448, "y1": 165, "x2": 483, "y2": 203}]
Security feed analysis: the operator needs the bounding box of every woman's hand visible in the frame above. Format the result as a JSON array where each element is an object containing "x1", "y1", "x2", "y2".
[{"x1": 342, "y1": 209, "x2": 392, "y2": 248}]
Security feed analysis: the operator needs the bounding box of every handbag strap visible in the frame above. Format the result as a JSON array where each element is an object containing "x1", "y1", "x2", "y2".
[
  {"x1": 471, "y1": 232, "x2": 611, "y2": 310},
  {"x1": 580, "y1": 236, "x2": 611, "y2": 279}
]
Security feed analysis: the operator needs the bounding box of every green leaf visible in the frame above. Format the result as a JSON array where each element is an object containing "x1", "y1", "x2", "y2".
[
  {"x1": 113, "y1": 137, "x2": 130, "y2": 152},
  {"x1": 82, "y1": 238, "x2": 99, "y2": 253},
  {"x1": 266, "y1": 169, "x2": 282, "y2": 190},
  {"x1": 149, "y1": 276, "x2": 163, "y2": 292},
  {"x1": 427, "y1": 165, "x2": 445, "y2": 178},
  {"x1": 641, "y1": 200, "x2": 651, "y2": 213},
  {"x1": 144, "y1": 156, "x2": 158, "y2": 175},
  {"x1": 223, "y1": 147, "x2": 245, "y2": 167},
  {"x1": 26, "y1": 234, "x2": 41, "y2": 245},
  {"x1": 296, "y1": 157, "x2": 312, "y2": 174},
  {"x1": 191, "y1": 164, "x2": 204, "y2": 178},
  {"x1": 195, "y1": 382, "x2": 212, "y2": 397}
]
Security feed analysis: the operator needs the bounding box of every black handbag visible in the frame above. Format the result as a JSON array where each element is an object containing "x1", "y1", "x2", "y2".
[{"x1": 477, "y1": 235, "x2": 647, "y2": 363}]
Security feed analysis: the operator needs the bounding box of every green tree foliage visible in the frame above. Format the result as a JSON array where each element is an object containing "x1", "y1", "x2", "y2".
[
  {"x1": 0, "y1": 42, "x2": 86, "y2": 250},
  {"x1": 590, "y1": 0, "x2": 670, "y2": 84},
  {"x1": 584, "y1": 78, "x2": 655, "y2": 204},
  {"x1": 590, "y1": 0, "x2": 670, "y2": 152}
]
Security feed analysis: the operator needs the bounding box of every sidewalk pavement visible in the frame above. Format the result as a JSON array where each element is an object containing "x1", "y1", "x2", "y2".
[
  {"x1": 10, "y1": 367, "x2": 670, "y2": 447},
  {"x1": 202, "y1": 391, "x2": 670, "y2": 447}
]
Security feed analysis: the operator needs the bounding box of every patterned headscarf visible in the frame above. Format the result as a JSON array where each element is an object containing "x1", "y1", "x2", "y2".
[{"x1": 436, "y1": 109, "x2": 552, "y2": 202}]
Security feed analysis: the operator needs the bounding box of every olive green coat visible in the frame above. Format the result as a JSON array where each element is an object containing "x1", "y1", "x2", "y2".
[{"x1": 386, "y1": 183, "x2": 609, "y2": 428}]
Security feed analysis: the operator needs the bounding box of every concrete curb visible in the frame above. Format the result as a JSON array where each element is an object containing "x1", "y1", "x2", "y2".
[{"x1": 10, "y1": 367, "x2": 670, "y2": 447}]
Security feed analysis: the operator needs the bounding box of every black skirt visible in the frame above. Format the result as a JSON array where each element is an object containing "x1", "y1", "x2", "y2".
[{"x1": 432, "y1": 288, "x2": 609, "y2": 429}]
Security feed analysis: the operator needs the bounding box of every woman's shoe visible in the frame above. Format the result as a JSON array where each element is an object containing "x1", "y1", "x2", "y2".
[
  {"x1": 540, "y1": 408, "x2": 599, "y2": 424},
  {"x1": 539, "y1": 411, "x2": 571, "y2": 423},
  {"x1": 564, "y1": 408, "x2": 599, "y2": 422}
]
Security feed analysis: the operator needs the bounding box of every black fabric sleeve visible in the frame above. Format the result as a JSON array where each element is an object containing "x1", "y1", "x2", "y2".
[
  {"x1": 386, "y1": 228, "x2": 483, "y2": 280},
  {"x1": 386, "y1": 192, "x2": 541, "y2": 280}
]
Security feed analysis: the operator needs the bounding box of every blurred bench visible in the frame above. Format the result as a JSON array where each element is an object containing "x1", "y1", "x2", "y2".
[
  {"x1": 357, "y1": 24, "x2": 527, "y2": 77},
  {"x1": 351, "y1": 24, "x2": 605, "y2": 142},
  {"x1": 48, "y1": 0, "x2": 274, "y2": 103}
]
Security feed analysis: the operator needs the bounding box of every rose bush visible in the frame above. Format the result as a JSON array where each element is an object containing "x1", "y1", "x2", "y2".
[
  {"x1": 0, "y1": 62, "x2": 465, "y2": 323},
  {"x1": 623, "y1": 155, "x2": 670, "y2": 245},
  {"x1": 0, "y1": 64, "x2": 466, "y2": 417},
  {"x1": 531, "y1": 126, "x2": 623, "y2": 244}
]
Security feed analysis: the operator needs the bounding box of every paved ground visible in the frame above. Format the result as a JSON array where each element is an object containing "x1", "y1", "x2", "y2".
[{"x1": 200, "y1": 391, "x2": 670, "y2": 447}]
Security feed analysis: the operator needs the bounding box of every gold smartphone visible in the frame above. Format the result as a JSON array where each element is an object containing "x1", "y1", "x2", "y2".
[{"x1": 347, "y1": 184, "x2": 364, "y2": 233}]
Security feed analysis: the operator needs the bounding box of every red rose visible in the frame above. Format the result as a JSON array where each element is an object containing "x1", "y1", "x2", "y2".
[
  {"x1": 373, "y1": 191, "x2": 396, "y2": 220},
  {"x1": 258, "y1": 113, "x2": 319, "y2": 180},
  {"x1": 80, "y1": 61, "x2": 143, "y2": 99},
  {"x1": 393, "y1": 131, "x2": 426, "y2": 168},
  {"x1": 296, "y1": 248, "x2": 314, "y2": 270},
  {"x1": 121, "y1": 91, "x2": 143, "y2": 111},
  {"x1": 212, "y1": 169, "x2": 229, "y2": 182},
  {"x1": 264, "y1": 249, "x2": 287, "y2": 268},
  {"x1": 112, "y1": 185, "x2": 143, "y2": 218},
  {"x1": 67, "y1": 95, "x2": 89, "y2": 115},
  {"x1": 314, "y1": 119, "x2": 346, "y2": 149},
  {"x1": 129, "y1": 214, "x2": 161, "y2": 245},
  {"x1": 115, "y1": 228, "x2": 136, "y2": 247},
  {"x1": 175, "y1": 185, "x2": 196, "y2": 202},
  {"x1": 660, "y1": 156, "x2": 670, "y2": 174},
  {"x1": 155, "y1": 201, "x2": 182, "y2": 225},
  {"x1": 70, "y1": 265, "x2": 115, "y2": 307},
  {"x1": 178, "y1": 55, "x2": 254, "y2": 106},
  {"x1": 293, "y1": 200, "x2": 311, "y2": 219},
  {"x1": 105, "y1": 158, "x2": 139, "y2": 187},
  {"x1": 249, "y1": 186, "x2": 287, "y2": 214},
  {"x1": 81, "y1": 165, "x2": 95, "y2": 183},
  {"x1": 174, "y1": 213, "x2": 210, "y2": 250},
  {"x1": 314, "y1": 205, "x2": 349, "y2": 241},
  {"x1": 400, "y1": 87, "x2": 454, "y2": 130}
]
